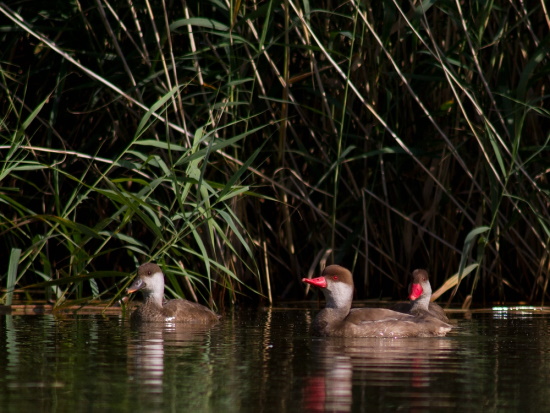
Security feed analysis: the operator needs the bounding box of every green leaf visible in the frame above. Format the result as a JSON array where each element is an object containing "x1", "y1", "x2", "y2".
[
  {"x1": 458, "y1": 226, "x2": 490, "y2": 280},
  {"x1": 6, "y1": 248, "x2": 21, "y2": 306},
  {"x1": 134, "y1": 87, "x2": 179, "y2": 139},
  {"x1": 218, "y1": 139, "x2": 267, "y2": 201},
  {"x1": 36, "y1": 215, "x2": 103, "y2": 240},
  {"x1": 132, "y1": 140, "x2": 188, "y2": 152},
  {"x1": 170, "y1": 17, "x2": 230, "y2": 32}
]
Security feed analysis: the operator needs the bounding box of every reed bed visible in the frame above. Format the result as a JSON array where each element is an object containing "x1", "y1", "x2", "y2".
[{"x1": 0, "y1": 0, "x2": 548, "y2": 308}]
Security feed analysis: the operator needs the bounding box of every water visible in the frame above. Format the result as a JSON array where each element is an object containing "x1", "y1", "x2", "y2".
[{"x1": 1, "y1": 307, "x2": 550, "y2": 412}]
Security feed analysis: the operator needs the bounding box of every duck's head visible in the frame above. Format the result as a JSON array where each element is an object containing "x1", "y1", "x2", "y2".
[
  {"x1": 408, "y1": 269, "x2": 432, "y2": 301},
  {"x1": 302, "y1": 265, "x2": 354, "y2": 310},
  {"x1": 128, "y1": 262, "x2": 165, "y2": 301}
]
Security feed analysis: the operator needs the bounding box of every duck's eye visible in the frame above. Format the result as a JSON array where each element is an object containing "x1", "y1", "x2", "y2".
[
  {"x1": 333, "y1": 276, "x2": 338, "y2": 280},
  {"x1": 148, "y1": 271, "x2": 152, "y2": 275}
]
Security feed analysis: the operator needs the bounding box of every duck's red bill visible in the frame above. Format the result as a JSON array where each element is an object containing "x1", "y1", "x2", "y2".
[
  {"x1": 409, "y1": 283, "x2": 423, "y2": 300},
  {"x1": 302, "y1": 276, "x2": 328, "y2": 288}
]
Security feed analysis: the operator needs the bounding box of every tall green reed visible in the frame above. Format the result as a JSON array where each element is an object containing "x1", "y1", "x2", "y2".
[{"x1": 0, "y1": 0, "x2": 548, "y2": 306}]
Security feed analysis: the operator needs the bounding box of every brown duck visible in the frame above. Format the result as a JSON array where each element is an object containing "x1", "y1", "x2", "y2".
[
  {"x1": 127, "y1": 263, "x2": 220, "y2": 324},
  {"x1": 302, "y1": 265, "x2": 451, "y2": 338},
  {"x1": 392, "y1": 269, "x2": 449, "y2": 323}
]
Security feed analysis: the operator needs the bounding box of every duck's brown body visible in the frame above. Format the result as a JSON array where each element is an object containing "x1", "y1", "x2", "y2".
[
  {"x1": 128, "y1": 263, "x2": 220, "y2": 325},
  {"x1": 303, "y1": 265, "x2": 451, "y2": 338},
  {"x1": 130, "y1": 297, "x2": 220, "y2": 324},
  {"x1": 392, "y1": 301, "x2": 449, "y2": 323},
  {"x1": 392, "y1": 269, "x2": 450, "y2": 323},
  {"x1": 312, "y1": 307, "x2": 450, "y2": 338}
]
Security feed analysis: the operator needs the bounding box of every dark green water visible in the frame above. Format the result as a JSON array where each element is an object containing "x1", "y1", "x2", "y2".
[{"x1": 1, "y1": 307, "x2": 550, "y2": 412}]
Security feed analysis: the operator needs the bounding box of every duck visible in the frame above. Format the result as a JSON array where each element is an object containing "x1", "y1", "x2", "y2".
[
  {"x1": 302, "y1": 265, "x2": 451, "y2": 338},
  {"x1": 127, "y1": 262, "x2": 220, "y2": 324},
  {"x1": 392, "y1": 269, "x2": 449, "y2": 323}
]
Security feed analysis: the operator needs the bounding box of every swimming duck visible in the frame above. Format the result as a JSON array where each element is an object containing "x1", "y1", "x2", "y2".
[
  {"x1": 302, "y1": 265, "x2": 451, "y2": 338},
  {"x1": 392, "y1": 269, "x2": 449, "y2": 323},
  {"x1": 127, "y1": 263, "x2": 220, "y2": 324}
]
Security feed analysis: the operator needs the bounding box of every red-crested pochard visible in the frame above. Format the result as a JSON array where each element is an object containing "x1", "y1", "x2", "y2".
[
  {"x1": 127, "y1": 263, "x2": 220, "y2": 324},
  {"x1": 302, "y1": 265, "x2": 451, "y2": 338},
  {"x1": 392, "y1": 269, "x2": 449, "y2": 323}
]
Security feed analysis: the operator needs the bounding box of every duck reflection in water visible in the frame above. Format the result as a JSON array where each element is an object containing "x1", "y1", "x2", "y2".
[
  {"x1": 127, "y1": 322, "x2": 218, "y2": 409},
  {"x1": 303, "y1": 337, "x2": 457, "y2": 412},
  {"x1": 126, "y1": 262, "x2": 221, "y2": 404}
]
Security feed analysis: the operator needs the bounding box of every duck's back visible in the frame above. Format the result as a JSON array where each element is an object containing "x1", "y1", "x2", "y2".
[
  {"x1": 313, "y1": 307, "x2": 451, "y2": 338},
  {"x1": 392, "y1": 301, "x2": 450, "y2": 323},
  {"x1": 131, "y1": 299, "x2": 220, "y2": 324}
]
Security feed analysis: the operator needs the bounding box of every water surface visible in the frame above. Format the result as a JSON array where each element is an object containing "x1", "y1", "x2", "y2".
[{"x1": 1, "y1": 307, "x2": 549, "y2": 412}]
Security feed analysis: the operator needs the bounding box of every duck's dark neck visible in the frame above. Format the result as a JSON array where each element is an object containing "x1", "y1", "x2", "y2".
[
  {"x1": 142, "y1": 292, "x2": 164, "y2": 307},
  {"x1": 313, "y1": 307, "x2": 350, "y2": 335}
]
